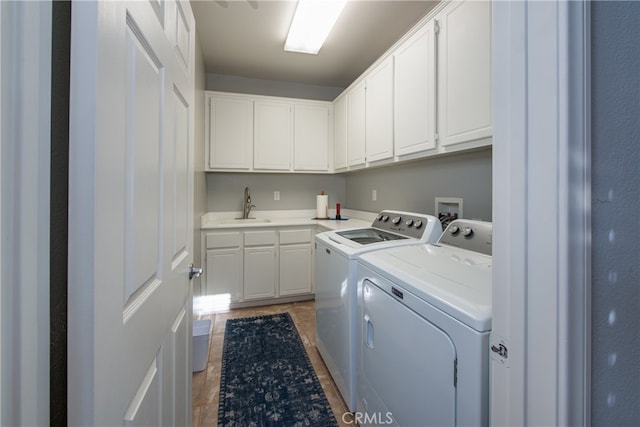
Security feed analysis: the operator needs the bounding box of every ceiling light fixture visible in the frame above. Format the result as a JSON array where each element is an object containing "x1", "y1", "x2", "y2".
[{"x1": 284, "y1": 0, "x2": 347, "y2": 55}]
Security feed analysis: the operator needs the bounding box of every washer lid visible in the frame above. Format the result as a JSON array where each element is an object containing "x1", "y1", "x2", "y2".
[
  {"x1": 336, "y1": 228, "x2": 408, "y2": 244},
  {"x1": 359, "y1": 244, "x2": 492, "y2": 332}
]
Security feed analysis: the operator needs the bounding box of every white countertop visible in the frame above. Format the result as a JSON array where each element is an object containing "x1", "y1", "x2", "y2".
[{"x1": 201, "y1": 209, "x2": 374, "y2": 231}]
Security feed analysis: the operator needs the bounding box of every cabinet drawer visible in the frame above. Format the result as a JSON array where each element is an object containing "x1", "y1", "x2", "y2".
[
  {"x1": 244, "y1": 230, "x2": 276, "y2": 246},
  {"x1": 279, "y1": 229, "x2": 312, "y2": 245},
  {"x1": 206, "y1": 232, "x2": 242, "y2": 249}
]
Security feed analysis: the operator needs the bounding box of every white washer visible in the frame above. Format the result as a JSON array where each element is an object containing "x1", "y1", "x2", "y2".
[
  {"x1": 315, "y1": 211, "x2": 442, "y2": 411},
  {"x1": 356, "y1": 219, "x2": 493, "y2": 426}
]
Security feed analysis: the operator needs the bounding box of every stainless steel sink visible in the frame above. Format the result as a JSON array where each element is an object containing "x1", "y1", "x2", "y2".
[{"x1": 217, "y1": 218, "x2": 271, "y2": 224}]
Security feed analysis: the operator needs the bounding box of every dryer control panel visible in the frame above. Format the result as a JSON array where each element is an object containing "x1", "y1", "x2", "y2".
[{"x1": 438, "y1": 219, "x2": 493, "y2": 256}]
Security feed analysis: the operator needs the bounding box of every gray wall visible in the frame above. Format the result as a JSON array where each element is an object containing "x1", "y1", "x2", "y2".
[
  {"x1": 344, "y1": 148, "x2": 492, "y2": 221},
  {"x1": 591, "y1": 2, "x2": 639, "y2": 425},
  {"x1": 207, "y1": 73, "x2": 344, "y2": 101},
  {"x1": 206, "y1": 173, "x2": 346, "y2": 213}
]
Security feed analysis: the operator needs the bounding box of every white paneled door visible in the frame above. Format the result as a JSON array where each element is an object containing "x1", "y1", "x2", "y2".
[{"x1": 68, "y1": 1, "x2": 195, "y2": 425}]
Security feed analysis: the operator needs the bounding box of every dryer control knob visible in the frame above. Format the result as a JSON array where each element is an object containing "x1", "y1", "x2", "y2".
[
  {"x1": 414, "y1": 220, "x2": 423, "y2": 229},
  {"x1": 462, "y1": 227, "x2": 473, "y2": 237},
  {"x1": 392, "y1": 216, "x2": 402, "y2": 225},
  {"x1": 382, "y1": 215, "x2": 389, "y2": 222},
  {"x1": 405, "y1": 219, "x2": 414, "y2": 227},
  {"x1": 449, "y1": 225, "x2": 460, "y2": 234}
]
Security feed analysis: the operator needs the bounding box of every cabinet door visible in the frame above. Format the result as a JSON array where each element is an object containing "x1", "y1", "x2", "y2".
[
  {"x1": 280, "y1": 244, "x2": 312, "y2": 296},
  {"x1": 438, "y1": 0, "x2": 492, "y2": 147},
  {"x1": 244, "y1": 247, "x2": 276, "y2": 299},
  {"x1": 254, "y1": 100, "x2": 292, "y2": 170},
  {"x1": 333, "y1": 95, "x2": 348, "y2": 170},
  {"x1": 208, "y1": 95, "x2": 253, "y2": 170},
  {"x1": 394, "y1": 20, "x2": 437, "y2": 155},
  {"x1": 365, "y1": 57, "x2": 394, "y2": 162},
  {"x1": 347, "y1": 80, "x2": 366, "y2": 167},
  {"x1": 205, "y1": 248, "x2": 242, "y2": 301},
  {"x1": 294, "y1": 104, "x2": 329, "y2": 171}
]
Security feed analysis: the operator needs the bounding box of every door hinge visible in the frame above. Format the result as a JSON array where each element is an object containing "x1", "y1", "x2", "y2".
[
  {"x1": 453, "y1": 358, "x2": 458, "y2": 387},
  {"x1": 435, "y1": 132, "x2": 439, "y2": 143},
  {"x1": 435, "y1": 20, "x2": 440, "y2": 35}
]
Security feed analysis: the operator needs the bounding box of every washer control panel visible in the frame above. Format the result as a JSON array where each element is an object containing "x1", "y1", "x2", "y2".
[
  {"x1": 372, "y1": 210, "x2": 438, "y2": 240},
  {"x1": 438, "y1": 219, "x2": 493, "y2": 256}
]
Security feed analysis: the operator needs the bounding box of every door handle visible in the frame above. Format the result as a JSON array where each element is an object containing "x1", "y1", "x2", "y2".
[
  {"x1": 364, "y1": 314, "x2": 374, "y2": 349},
  {"x1": 188, "y1": 264, "x2": 203, "y2": 280}
]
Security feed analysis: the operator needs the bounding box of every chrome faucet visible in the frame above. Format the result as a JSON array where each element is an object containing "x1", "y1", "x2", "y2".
[{"x1": 242, "y1": 187, "x2": 255, "y2": 219}]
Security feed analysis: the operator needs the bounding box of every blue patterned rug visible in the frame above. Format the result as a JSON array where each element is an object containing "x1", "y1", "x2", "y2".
[{"x1": 218, "y1": 313, "x2": 338, "y2": 427}]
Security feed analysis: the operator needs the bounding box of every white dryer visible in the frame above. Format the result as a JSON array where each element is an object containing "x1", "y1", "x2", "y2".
[{"x1": 356, "y1": 220, "x2": 493, "y2": 426}]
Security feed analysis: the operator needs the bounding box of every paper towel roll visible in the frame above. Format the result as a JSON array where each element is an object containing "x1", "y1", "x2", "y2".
[{"x1": 316, "y1": 195, "x2": 329, "y2": 219}]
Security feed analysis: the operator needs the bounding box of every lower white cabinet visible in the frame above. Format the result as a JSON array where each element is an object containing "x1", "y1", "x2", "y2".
[
  {"x1": 279, "y1": 228, "x2": 313, "y2": 296},
  {"x1": 204, "y1": 231, "x2": 243, "y2": 301},
  {"x1": 203, "y1": 226, "x2": 314, "y2": 304},
  {"x1": 243, "y1": 230, "x2": 277, "y2": 299},
  {"x1": 244, "y1": 246, "x2": 276, "y2": 299}
]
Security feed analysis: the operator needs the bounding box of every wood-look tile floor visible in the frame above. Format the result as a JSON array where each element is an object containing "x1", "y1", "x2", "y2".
[{"x1": 192, "y1": 300, "x2": 351, "y2": 427}]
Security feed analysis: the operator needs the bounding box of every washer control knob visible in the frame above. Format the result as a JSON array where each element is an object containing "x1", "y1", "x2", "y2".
[
  {"x1": 382, "y1": 215, "x2": 389, "y2": 222},
  {"x1": 462, "y1": 226, "x2": 473, "y2": 237},
  {"x1": 391, "y1": 216, "x2": 402, "y2": 225},
  {"x1": 414, "y1": 220, "x2": 423, "y2": 229},
  {"x1": 405, "y1": 219, "x2": 414, "y2": 227},
  {"x1": 377, "y1": 214, "x2": 384, "y2": 221},
  {"x1": 449, "y1": 225, "x2": 460, "y2": 234}
]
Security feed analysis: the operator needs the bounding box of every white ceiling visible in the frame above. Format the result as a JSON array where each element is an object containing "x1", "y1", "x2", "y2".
[{"x1": 191, "y1": 0, "x2": 439, "y2": 88}]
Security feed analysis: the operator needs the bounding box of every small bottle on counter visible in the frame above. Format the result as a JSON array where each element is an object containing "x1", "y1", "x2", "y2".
[{"x1": 335, "y1": 203, "x2": 341, "y2": 220}]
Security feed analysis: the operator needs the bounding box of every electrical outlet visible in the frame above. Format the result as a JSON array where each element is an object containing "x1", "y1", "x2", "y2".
[
  {"x1": 274, "y1": 191, "x2": 280, "y2": 201},
  {"x1": 372, "y1": 189, "x2": 377, "y2": 201}
]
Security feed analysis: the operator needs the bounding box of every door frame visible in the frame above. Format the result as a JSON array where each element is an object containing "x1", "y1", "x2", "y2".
[
  {"x1": 0, "y1": 0, "x2": 593, "y2": 424},
  {"x1": 491, "y1": 1, "x2": 590, "y2": 425},
  {"x1": 0, "y1": 1, "x2": 52, "y2": 425}
]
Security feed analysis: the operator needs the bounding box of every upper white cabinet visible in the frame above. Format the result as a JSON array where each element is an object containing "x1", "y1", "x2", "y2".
[
  {"x1": 294, "y1": 104, "x2": 331, "y2": 171},
  {"x1": 333, "y1": 0, "x2": 492, "y2": 170},
  {"x1": 365, "y1": 56, "x2": 394, "y2": 163},
  {"x1": 205, "y1": 91, "x2": 332, "y2": 173},
  {"x1": 333, "y1": 95, "x2": 348, "y2": 171},
  {"x1": 394, "y1": 19, "x2": 437, "y2": 156},
  {"x1": 206, "y1": 94, "x2": 253, "y2": 170},
  {"x1": 437, "y1": 0, "x2": 492, "y2": 148},
  {"x1": 347, "y1": 80, "x2": 366, "y2": 167},
  {"x1": 254, "y1": 100, "x2": 292, "y2": 170}
]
